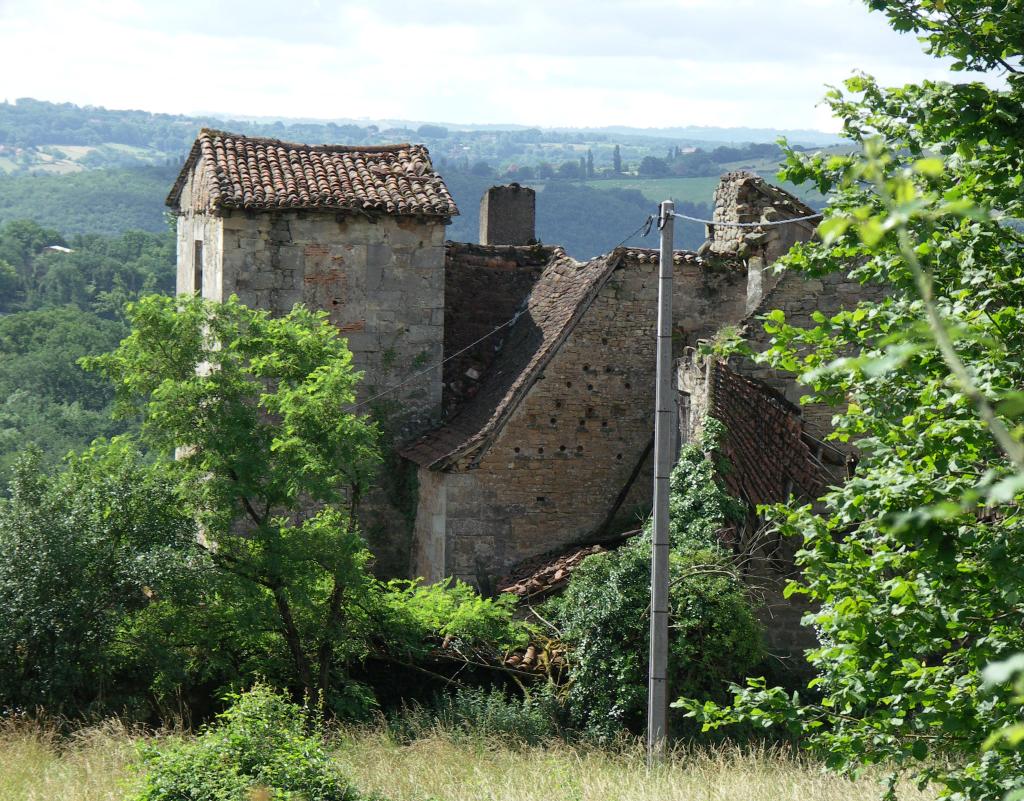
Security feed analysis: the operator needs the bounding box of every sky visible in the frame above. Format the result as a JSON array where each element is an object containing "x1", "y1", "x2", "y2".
[{"x1": 0, "y1": 0, "x2": 980, "y2": 132}]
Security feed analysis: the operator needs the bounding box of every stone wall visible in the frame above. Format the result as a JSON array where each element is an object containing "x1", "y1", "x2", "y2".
[
  {"x1": 441, "y1": 243, "x2": 551, "y2": 415},
  {"x1": 217, "y1": 209, "x2": 447, "y2": 440},
  {"x1": 174, "y1": 166, "x2": 224, "y2": 301},
  {"x1": 435, "y1": 250, "x2": 758, "y2": 584},
  {"x1": 707, "y1": 172, "x2": 819, "y2": 312}
]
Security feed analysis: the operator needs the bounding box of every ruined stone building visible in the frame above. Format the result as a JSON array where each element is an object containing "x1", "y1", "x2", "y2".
[{"x1": 167, "y1": 131, "x2": 865, "y2": 658}]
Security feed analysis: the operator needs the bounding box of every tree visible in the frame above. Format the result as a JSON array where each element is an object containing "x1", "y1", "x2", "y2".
[
  {"x1": 678, "y1": 2, "x2": 1024, "y2": 798},
  {"x1": 586, "y1": 148, "x2": 594, "y2": 178},
  {"x1": 0, "y1": 442, "x2": 201, "y2": 715},
  {"x1": 612, "y1": 144, "x2": 622, "y2": 173},
  {"x1": 84, "y1": 294, "x2": 383, "y2": 710},
  {"x1": 84, "y1": 295, "x2": 522, "y2": 714},
  {"x1": 638, "y1": 156, "x2": 669, "y2": 177}
]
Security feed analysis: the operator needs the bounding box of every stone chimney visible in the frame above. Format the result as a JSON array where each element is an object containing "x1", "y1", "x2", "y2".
[{"x1": 479, "y1": 184, "x2": 536, "y2": 245}]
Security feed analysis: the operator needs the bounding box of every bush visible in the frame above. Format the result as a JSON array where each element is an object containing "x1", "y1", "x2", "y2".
[
  {"x1": 388, "y1": 686, "x2": 561, "y2": 746},
  {"x1": 548, "y1": 421, "x2": 762, "y2": 741},
  {"x1": 132, "y1": 684, "x2": 358, "y2": 801}
]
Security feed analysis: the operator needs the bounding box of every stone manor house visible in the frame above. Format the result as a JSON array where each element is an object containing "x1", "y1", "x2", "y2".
[{"x1": 168, "y1": 130, "x2": 868, "y2": 657}]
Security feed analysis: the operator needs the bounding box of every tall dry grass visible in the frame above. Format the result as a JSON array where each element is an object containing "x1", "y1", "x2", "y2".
[
  {"x1": 334, "y1": 728, "x2": 936, "y2": 801},
  {"x1": 0, "y1": 718, "x2": 937, "y2": 801},
  {"x1": 0, "y1": 718, "x2": 141, "y2": 801}
]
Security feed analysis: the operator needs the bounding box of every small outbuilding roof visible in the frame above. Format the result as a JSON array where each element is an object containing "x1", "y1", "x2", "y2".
[{"x1": 167, "y1": 129, "x2": 459, "y2": 219}]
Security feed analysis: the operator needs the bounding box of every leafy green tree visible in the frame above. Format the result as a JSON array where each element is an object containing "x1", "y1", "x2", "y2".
[
  {"x1": 84, "y1": 294, "x2": 384, "y2": 710},
  {"x1": 612, "y1": 144, "x2": 622, "y2": 173},
  {"x1": 0, "y1": 306, "x2": 130, "y2": 479},
  {"x1": 84, "y1": 295, "x2": 523, "y2": 714},
  {"x1": 678, "y1": 3, "x2": 1024, "y2": 798},
  {"x1": 0, "y1": 442, "x2": 202, "y2": 715}
]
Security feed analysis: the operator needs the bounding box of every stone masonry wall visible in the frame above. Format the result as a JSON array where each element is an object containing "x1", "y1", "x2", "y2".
[
  {"x1": 174, "y1": 166, "x2": 224, "y2": 300},
  {"x1": 707, "y1": 172, "x2": 819, "y2": 312},
  {"x1": 438, "y1": 251, "x2": 756, "y2": 585},
  {"x1": 218, "y1": 209, "x2": 447, "y2": 440}
]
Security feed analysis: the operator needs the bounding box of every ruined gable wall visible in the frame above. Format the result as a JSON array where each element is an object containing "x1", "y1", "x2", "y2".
[
  {"x1": 441, "y1": 244, "x2": 548, "y2": 415},
  {"x1": 436, "y1": 252, "x2": 756, "y2": 585}
]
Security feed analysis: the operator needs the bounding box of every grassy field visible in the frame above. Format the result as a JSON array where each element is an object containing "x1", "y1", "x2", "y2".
[
  {"x1": 583, "y1": 175, "x2": 722, "y2": 205},
  {"x1": 0, "y1": 719, "x2": 936, "y2": 801}
]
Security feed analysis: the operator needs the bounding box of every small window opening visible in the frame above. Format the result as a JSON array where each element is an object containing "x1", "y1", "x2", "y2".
[{"x1": 193, "y1": 240, "x2": 204, "y2": 295}]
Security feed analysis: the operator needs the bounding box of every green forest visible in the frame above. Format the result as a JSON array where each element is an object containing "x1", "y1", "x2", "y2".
[{"x1": 3, "y1": 2, "x2": 1024, "y2": 800}]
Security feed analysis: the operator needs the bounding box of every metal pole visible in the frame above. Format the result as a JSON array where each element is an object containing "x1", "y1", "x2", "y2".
[{"x1": 648, "y1": 200, "x2": 674, "y2": 765}]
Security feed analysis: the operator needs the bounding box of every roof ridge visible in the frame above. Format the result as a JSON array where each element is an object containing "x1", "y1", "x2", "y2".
[{"x1": 196, "y1": 127, "x2": 420, "y2": 154}]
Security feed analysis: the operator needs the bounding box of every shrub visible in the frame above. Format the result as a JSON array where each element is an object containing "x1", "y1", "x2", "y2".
[
  {"x1": 548, "y1": 422, "x2": 762, "y2": 741},
  {"x1": 388, "y1": 686, "x2": 561, "y2": 746},
  {"x1": 131, "y1": 684, "x2": 358, "y2": 801}
]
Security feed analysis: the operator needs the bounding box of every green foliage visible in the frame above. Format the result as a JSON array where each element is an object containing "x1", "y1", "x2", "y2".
[
  {"x1": 0, "y1": 441, "x2": 202, "y2": 715},
  {"x1": 384, "y1": 580, "x2": 527, "y2": 651},
  {"x1": 131, "y1": 684, "x2": 359, "y2": 801},
  {"x1": 388, "y1": 686, "x2": 561, "y2": 746},
  {"x1": 548, "y1": 426, "x2": 761, "y2": 741},
  {"x1": 78, "y1": 294, "x2": 522, "y2": 718},
  {"x1": 0, "y1": 168, "x2": 176, "y2": 235},
  {"x1": 677, "y1": 4, "x2": 1024, "y2": 799}
]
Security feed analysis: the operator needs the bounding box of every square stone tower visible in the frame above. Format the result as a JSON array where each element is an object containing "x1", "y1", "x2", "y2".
[
  {"x1": 479, "y1": 183, "x2": 536, "y2": 245},
  {"x1": 167, "y1": 130, "x2": 459, "y2": 576},
  {"x1": 167, "y1": 129, "x2": 459, "y2": 441}
]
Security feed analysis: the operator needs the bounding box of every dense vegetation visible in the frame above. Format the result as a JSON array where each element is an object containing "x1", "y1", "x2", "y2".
[
  {"x1": 546, "y1": 424, "x2": 761, "y2": 741},
  {"x1": 678, "y1": 2, "x2": 1024, "y2": 799},
  {"x1": 0, "y1": 219, "x2": 175, "y2": 478}
]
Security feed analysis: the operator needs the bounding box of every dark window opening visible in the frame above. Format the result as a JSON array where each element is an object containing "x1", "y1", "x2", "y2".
[{"x1": 193, "y1": 240, "x2": 204, "y2": 295}]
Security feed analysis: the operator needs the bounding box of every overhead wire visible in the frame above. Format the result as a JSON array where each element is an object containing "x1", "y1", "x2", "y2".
[
  {"x1": 344, "y1": 215, "x2": 658, "y2": 413},
  {"x1": 671, "y1": 211, "x2": 822, "y2": 227}
]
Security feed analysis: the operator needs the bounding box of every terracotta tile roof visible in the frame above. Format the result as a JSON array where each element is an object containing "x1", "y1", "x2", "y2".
[
  {"x1": 401, "y1": 248, "x2": 623, "y2": 468},
  {"x1": 167, "y1": 129, "x2": 458, "y2": 219},
  {"x1": 704, "y1": 358, "x2": 842, "y2": 507},
  {"x1": 497, "y1": 543, "x2": 610, "y2": 600}
]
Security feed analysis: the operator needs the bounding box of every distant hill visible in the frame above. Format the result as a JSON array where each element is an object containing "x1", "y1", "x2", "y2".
[{"x1": 0, "y1": 98, "x2": 837, "y2": 258}]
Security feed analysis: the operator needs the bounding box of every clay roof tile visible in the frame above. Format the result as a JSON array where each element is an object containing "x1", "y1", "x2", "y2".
[{"x1": 167, "y1": 129, "x2": 459, "y2": 219}]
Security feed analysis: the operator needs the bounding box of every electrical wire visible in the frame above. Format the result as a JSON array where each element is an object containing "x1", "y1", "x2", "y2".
[
  {"x1": 344, "y1": 308, "x2": 523, "y2": 412},
  {"x1": 344, "y1": 215, "x2": 658, "y2": 413},
  {"x1": 671, "y1": 211, "x2": 822, "y2": 228}
]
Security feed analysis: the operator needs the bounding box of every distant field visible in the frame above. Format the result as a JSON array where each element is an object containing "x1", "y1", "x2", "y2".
[
  {"x1": 580, "y1": 172, "x2": 825, "y2": 210},
  {"x1": 583, "y1": 176, "x2": 721, "y2": 205}
]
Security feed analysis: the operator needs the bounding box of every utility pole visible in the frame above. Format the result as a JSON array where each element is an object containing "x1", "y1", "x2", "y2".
[{"x1": 648, "y1": 199, "x2": 674, "y2": 764}]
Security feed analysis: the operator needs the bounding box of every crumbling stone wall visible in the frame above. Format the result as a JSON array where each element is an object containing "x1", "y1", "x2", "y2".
[
  {"x1": 707, "y1": 171, "x2": 820, "y2": 312},
  {"x1": 442, "y1": 243, "x2": 551, "y2": 415},
  {"x1": 433, "y1": 250, "x2": 759, "y2": 584}
]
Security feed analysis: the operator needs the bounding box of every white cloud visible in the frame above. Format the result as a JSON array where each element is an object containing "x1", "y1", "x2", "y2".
[{"x1": 0, "y1": 0, "x2": 995, "y2": 130}]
